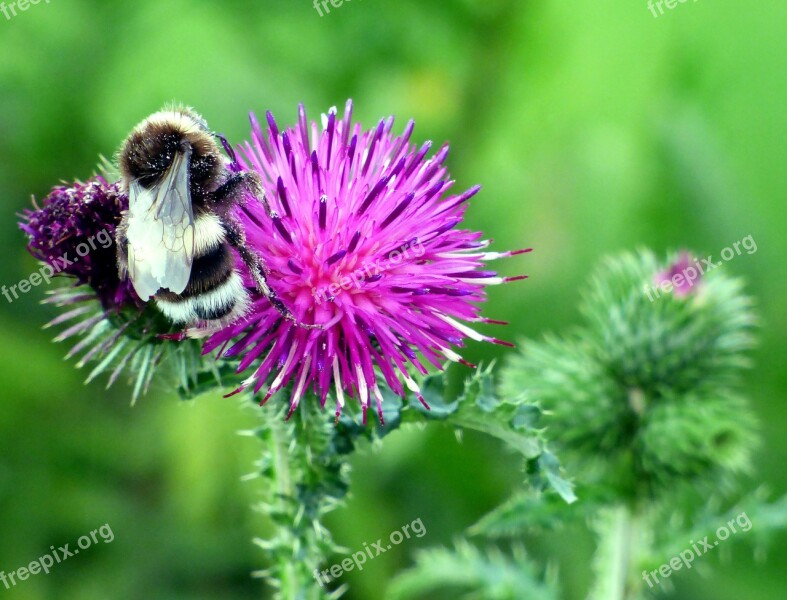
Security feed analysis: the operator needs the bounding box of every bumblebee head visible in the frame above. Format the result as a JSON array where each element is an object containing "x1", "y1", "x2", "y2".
[{"x1": 118, "y1": 106, "x2": 223, "y2": 194}]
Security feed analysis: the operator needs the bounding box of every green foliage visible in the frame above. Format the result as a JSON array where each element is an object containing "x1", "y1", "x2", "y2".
[
  {"x1": 644, "y1": 487, "x2": 787, "y2": 569},
  {"x1": 333, "y1": 365, "x2": 575, "y2": 503},
  {"x1": 239, "y1": 364, "x2": 574, "y2": 599},
  {"x1": 391, "y1": 249, "x2": 785, "y2": 600},
  {"x1": 387, "y1": 540, "x2": 557, "y2": 600},
  {"x1": 409, "y1": 365, "x2": 575, "y2": 503},
  {"x1": 501, "y1": 335, "x2": 629, "y2": 459},
  {"x1": 638, "y1": 391, "x2": 757, "y2": 488},
  {"x1": 469, "y1": 491, "x2": 585, "y2": 539},
  {"x1": 500, "y1": 250, "x2": 758, "y2": 500}
]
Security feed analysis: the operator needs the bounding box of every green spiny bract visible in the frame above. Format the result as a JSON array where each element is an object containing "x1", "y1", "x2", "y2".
[{"x1": 500, "y1": 250, "x2": 757, "y2": 500}]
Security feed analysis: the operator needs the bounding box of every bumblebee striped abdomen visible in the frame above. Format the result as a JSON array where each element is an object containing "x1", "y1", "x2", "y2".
[{"x1": 154, "y1": 213, "x2": 249, "y2": 324}]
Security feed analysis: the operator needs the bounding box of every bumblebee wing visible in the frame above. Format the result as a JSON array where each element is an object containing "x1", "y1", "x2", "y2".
[{"x1": 126, "y1": 149, "x2": 195, "y2": 300}]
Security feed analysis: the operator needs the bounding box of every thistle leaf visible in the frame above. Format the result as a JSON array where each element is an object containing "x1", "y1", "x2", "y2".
[{"x1": 387, "y1": 540, "x2": 557, "y2": 600}]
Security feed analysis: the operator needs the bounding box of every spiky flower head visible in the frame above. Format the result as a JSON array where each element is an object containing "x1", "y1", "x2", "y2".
[
  {"x1": 20, "y1": 176, "x2": 139, "y2": 311},
  {"x1": 20, "y1": 176, "x2": 210, "y2": 403},
  {"x1": 207, "y1": 100, "x2": 528, "y2": 421},
  {"x1": 501, "y1": 250, "x2": 757, "y2": 499}
]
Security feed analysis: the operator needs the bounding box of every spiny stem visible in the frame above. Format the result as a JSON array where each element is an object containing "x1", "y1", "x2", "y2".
[
  {"x1": 588, "y1": 505, "x2": 646, "y2": 600},
  {"x1": 269, "y1": 420, "x2": 299, "y2": 599},
  {"x1": 257, "y1": 403, "x2": 348, "y2": 600}
]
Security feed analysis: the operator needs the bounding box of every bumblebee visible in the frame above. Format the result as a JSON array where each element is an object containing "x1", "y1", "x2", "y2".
[{"x1": 116, "y1": 106, "x2": 300, "y2": 331}]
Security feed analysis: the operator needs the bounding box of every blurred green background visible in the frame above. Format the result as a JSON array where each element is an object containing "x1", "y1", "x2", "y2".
[{"x1": 0, "y1": 0, "x2": 784, "y2": 598}]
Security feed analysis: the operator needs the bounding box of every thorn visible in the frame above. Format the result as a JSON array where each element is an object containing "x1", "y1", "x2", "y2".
[
  {"x1": 157, "y1": 331, "x2": 189, "y2": 342},
  {"x1": 259, "y1": 389, "x2": 275, "y2": 406},
  {"x1": 480, "y1": 318, "x2": 508, "y2": 325}
]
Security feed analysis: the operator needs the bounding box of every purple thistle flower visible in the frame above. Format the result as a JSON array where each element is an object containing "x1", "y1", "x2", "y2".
[
  {"x1": 655, "y1": 251, "x2": 701, "y2": 297},
  {"x1": 20, "y1": 176, "x2": 140, "y2": 311},
  {"x1": 19, "y1": 176, "x2": 212, "y2": 402},
  {"x1": 205, "y1": 100, "x2": 529, "y2": 422}
]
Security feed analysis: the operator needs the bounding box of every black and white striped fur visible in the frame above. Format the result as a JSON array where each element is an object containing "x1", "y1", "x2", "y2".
[
  {"x1": 152, "y1": 211, "x2": 248, "y2": 324},
  {"x1": 115, "y1": 106, "x2": 300, "y2": 332}
]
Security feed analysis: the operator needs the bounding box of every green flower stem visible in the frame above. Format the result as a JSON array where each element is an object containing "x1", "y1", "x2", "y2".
[
  {"x1": 263, "y1": 413, "x2": 325, "y2": 600},
  {"x1": 254, "y1": 401, "x2": 351, "y2": 600},
  {"x1": 268, "y1": 421, "x2": 311, "y2": 600},
  {"x1": 588, "y1": 505, "x2": 646, "y2": 600}
]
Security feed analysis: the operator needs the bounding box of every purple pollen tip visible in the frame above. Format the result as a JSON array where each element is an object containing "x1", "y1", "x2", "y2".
[
  {"x1": 277, "y1": 178, "x2": 291, "y2": 217},
  {"x1": 381, "y1": 192, "x2": 414, "y2": 229},
  {"x1": 266, "y1": 111, "x2": 279, "y2": 138},
  {"x1": 358, "y1": 174, "x2": 390, "y2": 215},
  {"x1": 272, "y1": 216, "x2": 293, "y2": 243},
  {"x1": 249, "y1": 111, "x2": 262, "y2": 134},
  {"x1": 348, "y1": 230, "x2": 361, "y2": 253},
  {"x1": 432, "y1": 219, "x2": 462, "y2": 237},
  {"x1": 455, "y1": 185, "x2": 482, "y2": 204},
  {"x1": 260, "y1": 389, "x2": 275, "y2": 406},
  {"x1": 282, "y1": 132, "x2": 292, "y2": 158},
  {"x1": 218, "y1": 134, "x2": 239, "y2": 166},
  {"x1": 319, "y1": 195, "x2": 327, "y2": 230},
  {"x1": 416, "y1": 394, "x2": 431, "y2": 410},
  {"x1": 224, "y1": 386, "x2": 246, "y2": 398},
  {"x1": 452, "y1": 270, "x2": 497, "y2": 279},
  {"x1": 287, "y1": 259, "x2": 302, "y2": 274},
  {"x1": 326, "y1": 250, "x2": 347, "y2": 266}
]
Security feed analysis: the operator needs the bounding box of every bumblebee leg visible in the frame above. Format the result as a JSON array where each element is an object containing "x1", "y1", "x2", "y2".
[{"x1": 223, "y1": 215, "x2": 321, "y2": 330}]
